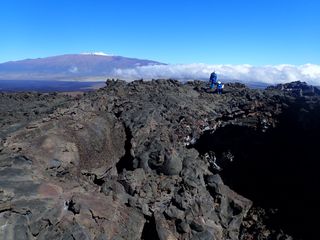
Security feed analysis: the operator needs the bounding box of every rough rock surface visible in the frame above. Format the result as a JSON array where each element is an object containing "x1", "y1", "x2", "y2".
[{"x1": 1, "y1": 80, "x2": 319, "y2": 240}]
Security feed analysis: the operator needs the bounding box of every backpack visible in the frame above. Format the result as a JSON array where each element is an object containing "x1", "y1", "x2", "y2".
[{"x1": 210, "y1": 72, "x2": 217, "y2": 83}]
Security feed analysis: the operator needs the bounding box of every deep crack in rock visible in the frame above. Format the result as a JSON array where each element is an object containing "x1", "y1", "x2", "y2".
[
  {"x1": 141, "y1": 215, "x2": 160, "y2": 240},
  {"x1": 116, "y1": 125, "x2": 134, "y2": 173}
]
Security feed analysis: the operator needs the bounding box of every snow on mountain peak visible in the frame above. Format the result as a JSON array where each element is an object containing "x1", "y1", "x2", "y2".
[{"x1": 81, "y1": 52, "x2": 113, "y2": 56}]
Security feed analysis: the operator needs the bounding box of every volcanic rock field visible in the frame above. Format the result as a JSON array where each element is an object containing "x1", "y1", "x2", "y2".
[{"x1": 0, "y1": 79, "x2": 319, "y2": 240}]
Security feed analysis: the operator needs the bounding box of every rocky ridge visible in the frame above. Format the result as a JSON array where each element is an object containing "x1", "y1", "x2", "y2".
[{"x1": 0, "y1": 80, "x2": 319, "y2": 240}]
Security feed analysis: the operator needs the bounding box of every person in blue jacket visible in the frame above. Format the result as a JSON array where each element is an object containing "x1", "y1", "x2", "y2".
[
  {"x1": 209, "y1": 71, "x2": 217, "y2": 89},
  {"x1": 217, "y1": 81, "x2": 224, "y2": 94}
]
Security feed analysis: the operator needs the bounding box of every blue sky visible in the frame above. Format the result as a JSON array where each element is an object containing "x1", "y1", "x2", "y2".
[{"x1": 0, "y1": 0, "x2": 319, "y2": 65}]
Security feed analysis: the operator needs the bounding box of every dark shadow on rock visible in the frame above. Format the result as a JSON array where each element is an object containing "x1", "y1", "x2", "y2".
[
  {"x1": 141, "y1": 215, "x2": 160, "y2": 240},
  {"x1": 116, "y1": 125, "x2": 134, "y2": 173},
  {"x1": 193, "y1": 98, "x2": 320, "y2": 240}
]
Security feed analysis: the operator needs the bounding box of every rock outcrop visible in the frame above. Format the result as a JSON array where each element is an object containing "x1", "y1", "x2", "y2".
[{"x1": 1, "y1": 79, "x2": 319, "y2": 240}]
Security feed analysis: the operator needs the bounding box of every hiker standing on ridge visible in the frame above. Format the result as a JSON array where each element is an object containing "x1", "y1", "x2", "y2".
[{"x1": 209, "y1": 71, "x2": 218, "y2": 90}]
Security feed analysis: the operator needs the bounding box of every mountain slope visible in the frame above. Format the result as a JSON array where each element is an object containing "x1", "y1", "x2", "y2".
[{"x1": 0, "y1": 54, "x2": 164, "y2": 80}]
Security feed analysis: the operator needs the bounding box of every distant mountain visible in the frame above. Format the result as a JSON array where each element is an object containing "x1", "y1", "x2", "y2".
[{"x1": 0, "y1": 54, "x2": 165, "y2": 81}]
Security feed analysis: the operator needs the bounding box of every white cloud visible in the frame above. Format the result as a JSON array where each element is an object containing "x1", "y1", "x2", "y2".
[{"x1": 112, "y1": 63, "x2": 320, "y2": 86}]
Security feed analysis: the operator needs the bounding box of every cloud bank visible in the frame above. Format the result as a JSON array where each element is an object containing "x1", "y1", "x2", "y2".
[{"x1": 112, "y1": 63, "x2": 320, "y2": 86}]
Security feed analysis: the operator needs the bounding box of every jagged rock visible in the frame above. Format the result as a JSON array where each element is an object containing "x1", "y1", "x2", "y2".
[
  {"x1": 266, "y1": 81, "x2": 320, "y2": 97},
  {"x1": 49, "y1": 158, "x2": 61, "y2": 169},
  {"x1": 1, "y1": 79, "x2": 320, "y2": 239},
  {"x1": 118, "y1": 168, "x2": 146, "y2": 195},
  {"x1": 154, "y1": 211, "x2": 178, "y2": 240},
  {"x1": 190, "y1": 219, "x2": 205, "y2": 232},
  {"x1": 176, "y1": 220, "x2": 190, "y2": 234},
  {"x1": 191, "y1": 230, "x2": 215, "y2": 240},
  {"x1": 160, "y1": 148, "x2": 183, "y2": 175},
  {"x1": 165, "y1": 204, "x2": 185, "y2": 220}
]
